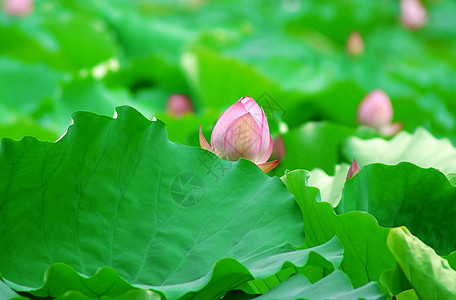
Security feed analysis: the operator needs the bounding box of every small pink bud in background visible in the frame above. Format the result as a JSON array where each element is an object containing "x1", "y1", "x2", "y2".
[
  {"x1": 2, "y1": 0, "x2": 34, "y2": 17},
  {"x1": 199, "y1": 97, "x2": 278, "y2": 173},
  {"x1": 357, "y1": 89, "x2": 393, "y2": 129},
  {"x1": 357, "y1": 89, "x2": 402, "y2": 136},
  {"x1": 346, "y1": 31, "x2": 364, "y2": 56},
  {"x1": 166, "y1": 94, "x2": 194, "y2": 118},
  {"x1": 346, "y1": 159, "x2": 361, "y2": 180},
  {"x1": 272, "y1": 136, "x2": 286, "y2": 160},
  {"x1": 400, "y1": 0, "x2": 428, "y2": 30}
]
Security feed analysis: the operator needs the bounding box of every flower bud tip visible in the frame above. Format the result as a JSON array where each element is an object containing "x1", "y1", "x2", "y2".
[{"x1": 346, "y1": 159, "x2": 361, "y2": 180}]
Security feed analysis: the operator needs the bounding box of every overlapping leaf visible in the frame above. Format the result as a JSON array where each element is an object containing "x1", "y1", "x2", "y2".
[
  {"x1": 337, "y1": 162, "x2": 456, "y2": 255},
  {"x1": 307, "y1": 128, "x2": 456, "y2": 207},
  {"x1": 254, "y1": 271, "x2": 384, "y2": 300},
  {"x1": 387, "y1": 227, "x2": 456, "y2": 299},
  {"x1": 0, "y1": 106, "x2": 319, "y2": 299},
  {"x1": 343, "y1": 128, "x2": 456, "y2": 173},
  {"x1": 281, "y1": 170, "x2": 394, "y2": 288}
]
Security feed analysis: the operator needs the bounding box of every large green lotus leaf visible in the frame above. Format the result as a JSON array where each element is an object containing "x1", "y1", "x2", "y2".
[
  {"x1": 160, "y1": 239, "x2": 343, "y2": 299},
  {"x1": 1, "y1": 263, "x2": 159, "y2": 299},
  {"x1": 281, "y1": 170, "x2": 395, "y2": 288},
  {"x1": 0, "y1": 280, "x2": 27, "y2": 300},
  {"x1": 277, "y1": 122, "x2": 354, "y2": 176},
  {"x1": 387, "y1": 227, "x2": 456, "y2": 300},
  {"x1": 0, "y1": 106, "x2": 310, "y2": 299},
  {"x1": 3, "y1": 240, "x2": 343, "y2": 300},
  {"x1": 254, "y1": 271, "x2": 385, "y2": 300},
  {"x1": 342, "y1": 128, "x2": 456, "y2": 173},
  {"x1": 336, "y1": 162, "x2": 456, "y2": 255}
]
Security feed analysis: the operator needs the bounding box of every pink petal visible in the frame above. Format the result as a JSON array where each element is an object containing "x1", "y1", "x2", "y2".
[
  {"x1": 211, "y1": 100, "x2": 248, "y2": 153},
  {"x1": 199, "y1": 125, "x2": 212, "y2": 151},
  {"x1": 257, "y1": 135, "x2": 273, "y2": 164},
  {"x1": 357, "y1": 89, "x2": 393, "y2": 128},
  {"x1": 3, "y1": 0, "x2": 34, "y2": 17},
  {"x1": 241, "y1": 97, "x2": 263, "y2": 126},
  {"x1": 166, "y1": 94, "x2": 194, "y2": 118},
  {"x1": 256, "y1": 107, "x2": 273, "y2": 163},
  {"x1": 346, "y1": 31, "x2": 364, "y2": 56},
  {"x1": 401, "y1": 0, "x2": 428, "y2": 30},
  {"x1": 257, "y1": 160, "x2": 279, "y2": 173},
  {"x1": 346, "y1": 159, "x2": 361, "y2": 180},
  {"x1": 222, "y1": 113, "x2": 262, "y2": 161}
]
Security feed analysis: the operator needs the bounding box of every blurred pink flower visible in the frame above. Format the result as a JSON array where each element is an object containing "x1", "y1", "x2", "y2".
[
  {"x1": 3, "y1": 0, "x2": 34, "y2": 17},
  {"x1": 357, "y1": 89, "x2": 402, "y2": 136},
  {"x1": 199, "y1": 97, "x2": 278, "y2": 173},
  {"x1": 166, "y1": 94, "x2": 194, "y2": 118},
  {"x1": 346, "y1": 31, "x2": 364, "y2": 56},
  {"x1": 357, "y1": 89, "x2": 393, "y2": 128},
  {"x1": 400, "y1": 0, "x2": 428, "y2": 30}
]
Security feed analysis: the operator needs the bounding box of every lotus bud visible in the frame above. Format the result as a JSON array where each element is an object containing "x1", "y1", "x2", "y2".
[
  {"x1": 400, "y1": 0, "x2": 428, "y2": 30},
  {"x1": 357, "y1": 89, "x2": 393, "y2": 128},
  {"x1": 346, "y1": 31, "x2": 364, "y2": 56},
  {"x1": 357, "y1": 89, "x2": 402, "y2": 136},
  {"x1": 272, "y1": 136, "x2": 286, "y2": 160},
  {"x1": 199, "y1": 97, "x2": 279, "y2": 173},
  {"x1": 3, "y1": 0, "x2": 34, "y2": 17},
  {"x1": 346, "y1": 159, "x2": 361, "y2": 180},
  {"x1": 166, "y1": 94, "x2": 194, "y2": 118}
]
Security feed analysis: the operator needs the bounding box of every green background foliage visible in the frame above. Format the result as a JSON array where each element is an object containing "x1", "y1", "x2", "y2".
[{"x1": 1, "y1": 0, "x2": 456, "y2": 299}]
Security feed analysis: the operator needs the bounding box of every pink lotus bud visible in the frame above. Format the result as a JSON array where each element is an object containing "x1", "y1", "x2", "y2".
[
  {"x1": 272, "y1": 136, "x2": 286, "y2": 160},
  {"x1": 199, "y1": 97, "x2": 279, "y2": 173},
  {"x1": 357, "y1": 89, "x2": 393, "y2": 129},
  {"x1": 346, "y1": 31, "x2": 364, "y2": 56},
  {"x1": 346, "y1": 159, "x2": 361, "y2": 180},
  {"x1": 166, "y1": 94, "x2": 194, "y2": 118},
  {"x1": 400, "y1": 0, "x2": 428, "y2": 30},
  {"x1": 2, "y1": 0, "x2": 34, "y2": 17}
]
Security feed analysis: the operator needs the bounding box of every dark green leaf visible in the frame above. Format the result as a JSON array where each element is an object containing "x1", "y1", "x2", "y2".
[
  {"x1": 0, "y1": 106, "x2": 312, "y2": 299},
  {"x1": 337, "y1": 162, "x2": 456, "y2": 255}
]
